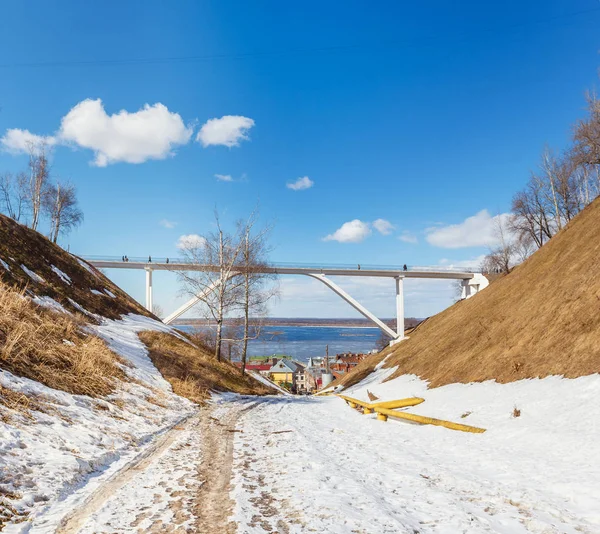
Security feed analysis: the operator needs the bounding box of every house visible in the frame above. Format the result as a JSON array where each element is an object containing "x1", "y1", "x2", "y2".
[
  {"x1": 233, "y1": 362, "x2": 272, "y2": 376},
  {"x1": 269, "y1": 359, "x2": 299, "y2": 389}
]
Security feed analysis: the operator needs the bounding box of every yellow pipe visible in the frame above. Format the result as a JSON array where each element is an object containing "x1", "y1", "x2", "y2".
[
  {"x1": 376, "y1": 413, "x2": 388, "y2": 421},
  {"x1": 337, "y1": 394, "x2": 425, "y2": 412},
  {"x1": 363, "y1": 407, "x2": 374, "y2": 414},
  {"x1": 374, "y1": 407, "x2": 486, "y2": 434},
  {"x1": 372, "y1": 398, "x2": 425, "y2": 410}
]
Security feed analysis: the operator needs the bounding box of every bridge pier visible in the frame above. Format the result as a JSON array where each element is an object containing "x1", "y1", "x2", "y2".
[
  {"x1": 306, "y1": 273, "x2": 401, "y2": 341},
  {"x1": 145, "y1": 268, "x2": 153, "y2": 312},
  {"x1": 394, "y1": 276, "x2": 405, "y2": 343}
]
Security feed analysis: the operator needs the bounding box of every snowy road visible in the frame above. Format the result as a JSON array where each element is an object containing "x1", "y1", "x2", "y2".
[{"x1": 37, "y1": 374, "x2": 600, "y2": 534}]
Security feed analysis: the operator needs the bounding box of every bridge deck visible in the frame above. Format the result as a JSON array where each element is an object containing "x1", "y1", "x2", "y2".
[{"x1": 84, "y1": 257, "x2": 478, "y2": 280}]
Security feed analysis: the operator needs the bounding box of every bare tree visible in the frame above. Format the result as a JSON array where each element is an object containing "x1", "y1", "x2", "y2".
[
  {"x1": 573, "y1": 91, "x2": 600, "y2": 168},
  {"x1": 152, "y1": 304, "x2": 164, "y2": 318},
  {"x1": 482, "y1": 216, "x2": 514, "y2": 274},
  {"x1": 26, "y1": 143, "x2": 51, "y2": 231},
  {"x1": 176, "y1": 212, "x2": 245, "y2": 361},
  {"x1": 0, "y1": 172, "x2": 28, "y2": 222},
  {"x1": 42, "y1": 181, "x2": 83, "y2": 243},
  {"x1": 235, "y1": 212, "x2": 278, "y2": 374}
]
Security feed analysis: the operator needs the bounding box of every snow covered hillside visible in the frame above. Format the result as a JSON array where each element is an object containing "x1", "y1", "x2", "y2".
[
  {"x1": 0, "y1": 214, "x2": 272, "y2": 531},
  {"x1": 1, "y1": 313, "x2": 196, "y2": 532}
]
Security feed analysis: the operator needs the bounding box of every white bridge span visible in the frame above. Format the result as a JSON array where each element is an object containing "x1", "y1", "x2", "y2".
[{"x1": 84, "y1": 257, "x2": 488, "y2": 344}]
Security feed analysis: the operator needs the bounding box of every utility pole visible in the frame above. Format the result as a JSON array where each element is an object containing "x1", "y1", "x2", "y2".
[{"x1": 325, "y1": 344, "x2": 330, "y2": 373}]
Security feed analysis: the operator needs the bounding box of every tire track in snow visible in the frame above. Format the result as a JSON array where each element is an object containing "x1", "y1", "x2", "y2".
[{"x1": 56, "y1": 412, "x2": 199, "y2": 534}]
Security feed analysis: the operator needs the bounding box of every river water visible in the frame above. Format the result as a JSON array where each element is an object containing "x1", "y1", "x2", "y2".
[{"x1": 175, "y1": 325, "x2": 381, "y2": 363}]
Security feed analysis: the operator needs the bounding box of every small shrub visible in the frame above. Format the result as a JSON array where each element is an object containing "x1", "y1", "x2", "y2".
[{"x1": 513, "y1": 406, "x2": 521, "y2": 418}]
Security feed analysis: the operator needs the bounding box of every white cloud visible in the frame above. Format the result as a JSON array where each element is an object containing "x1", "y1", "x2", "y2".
[
  {"x1": 372, "y1": 218, "x2": 395, "y2": 235},
  {"x1": 215, "y1": 174, "x2": 234, "y2": 182},
  {"x1": 159, "y1": 219, "x2": 177, "y2": 229},
  {"x1": 286, "y1": 176, "x2": 314, "y2": 191},
  {"x1": 58, "y1": 99, "x2": 193, "y2": 166},
  {"x1": 426, "y1": 210, "x2": 511, "y2": 249},
  {"x1": 399, "y1": 231, "x2": 418, "y2": 244},
  {"x1": 323, "y1": 219, "x2": 372, "y2": 243},
  {"x1": 197, "y1": 115, "x2": 254, "y2": 148},
  {"x1": 1, "y1": 128, "x2": 57, "y2": 154},
  {"x1": 176, "y1": 234, "x2": 206, "y2": 250}
]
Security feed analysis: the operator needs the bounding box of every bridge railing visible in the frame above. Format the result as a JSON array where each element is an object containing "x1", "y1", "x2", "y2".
[{"x1": 79, "y1": 255, "x2": 482, "y2": 274}]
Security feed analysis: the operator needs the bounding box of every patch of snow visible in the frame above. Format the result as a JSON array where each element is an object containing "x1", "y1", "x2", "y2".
[
  {"x1": 0, "y1": 257, "x2": 10, "y2": 271},
  {"x1": 50, "y1": 265, "x2": 71, "y2": 285},
  {"x1": 230, "y1": 375, "x2": 600, "y2": 533},
  {"x1": 90, "y1": 289, "x2": 105, "y2": 296},
  {"x1": 31, "y1": 295, "x2": 70, "y2": 314},
  {"x1": 20, "y1": 264, "x2": 45, "y2": 284},
  {"x1": 66, "y1": 297, "x2": 99, "y2": 320},
  {"x1": 103, "y1": 289, "x2": 116, "y2": 298},
  {"x1": 76, "y1": 257, "x2": 99, "y2": 278},
  {"x1": 0, "y1": 313, "x2": 196, "y2": 532}
]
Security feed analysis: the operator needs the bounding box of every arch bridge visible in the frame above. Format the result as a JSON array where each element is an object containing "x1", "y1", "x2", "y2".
[{"x1": 83, "y1": 256, "x2": 488, "y2": 345}]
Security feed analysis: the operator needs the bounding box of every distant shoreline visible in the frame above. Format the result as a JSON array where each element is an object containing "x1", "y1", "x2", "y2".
[{"x1": 173, "y1": 317, "x2": 423, "y2": 329}]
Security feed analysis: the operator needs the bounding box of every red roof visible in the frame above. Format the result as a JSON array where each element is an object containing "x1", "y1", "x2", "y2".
[{"x1": 233, "y1": 362, "x2": 271, "y2": 371}]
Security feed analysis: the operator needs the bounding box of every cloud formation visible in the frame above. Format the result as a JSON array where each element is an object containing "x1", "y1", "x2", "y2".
[
  {"x1": 372, "y1": 218, "x2": 395, "y2": 235},
  {"x1": 59, "y1": 99, "x2": 193, "y2": 166},
  {"x1": 159, "y1": 219, "x2": 177, "y2": 229},
  {"x1": 215, "y1": 174, "x2": 234, "y2": 182},
  {"x1": 426, "y1": 210, "x2": 511, "y2": 249},
  {"x1": 399, "y1": 231, "x2": 418, "y2": 244},
  {"x1": 1, "y1": 129, "x2": 57, "y2": 154},
  {"x1": 197, "y1": 115, "x2": 255, "y2": 148},
  {"x1": 323, "y1": 219, "x2": 372, "y2": 243},
  {"x1": 176, "y1": 234, "x2": 206, "y2": 250},
  {"x1": 286, "y1": 176, "x2": 314, "y2": 191}
]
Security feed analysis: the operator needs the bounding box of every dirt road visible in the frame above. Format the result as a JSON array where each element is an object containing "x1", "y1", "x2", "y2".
[{"x1": 56, "y1": 399, "x2": 258, "y2": 533}]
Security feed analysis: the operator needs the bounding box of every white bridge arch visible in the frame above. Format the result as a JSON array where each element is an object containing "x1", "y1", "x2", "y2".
[{"x1": 84, "y1": 257, "x2": 488, "y2": 344}]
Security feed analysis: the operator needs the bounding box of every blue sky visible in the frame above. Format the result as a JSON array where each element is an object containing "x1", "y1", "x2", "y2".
[{"x1": 1, "y1": 1, "x2": 599, "y2": 318}]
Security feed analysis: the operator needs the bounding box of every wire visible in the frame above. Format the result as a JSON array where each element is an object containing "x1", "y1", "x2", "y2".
[{"x1": 1, "y1": 5, "x2": 599, "y2": 69}]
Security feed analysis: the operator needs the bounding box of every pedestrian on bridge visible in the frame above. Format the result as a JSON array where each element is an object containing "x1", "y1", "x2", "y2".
[
  {"x1": 166, "y1": 258, "x2": 169, "y2": 264},
  {"x1": 148, "y1": 256, "x2": 152, "y2": 263},
  {"x1": 403, "y1": 264, "x2": 408, "y2": 271}
]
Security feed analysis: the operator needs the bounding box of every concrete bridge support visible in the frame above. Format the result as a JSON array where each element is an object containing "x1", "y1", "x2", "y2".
[
  {"x1": 460, "y1": 273, "x2": 489, "y2": 300},
  {"x1": 145, "y1": 268, "x2": 153, "y2": 312},
  {"x1": 306, "y1": 273, "x2": 402, "y2": 341}
]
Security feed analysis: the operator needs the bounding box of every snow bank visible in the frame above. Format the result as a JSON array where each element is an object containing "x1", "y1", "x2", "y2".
[
  {"x1": 20, "y1": 264, "x2": 45, "y2": 284},
  {"x1": 0, "y1": 257, "x2": 10, "y2": 271},
  {"x1": 50, "y1": 265, "x2": 71, "y2": 285},
  {"x1": 0, "y1": 314, "x2": 196, "y2": 533}
]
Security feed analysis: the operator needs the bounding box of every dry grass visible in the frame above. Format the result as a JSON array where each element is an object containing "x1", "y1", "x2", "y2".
[
  {"x1": 0, "y1": 281, "x2": 126, "y2": 401},
  {"x1": 513, "y1": 406, "x2": 521, "y2": 418},
  {"x1": 0, "y1": 213, "x2": 150, "y2": 320},
  {"x1": 139, "y1": 331, "x2": 273, "y2": 403},
  {"x1": 345, "y1": 197, "x2": 600, "y2": 389}
]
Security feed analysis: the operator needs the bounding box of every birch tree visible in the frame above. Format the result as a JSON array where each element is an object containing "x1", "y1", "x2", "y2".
[
  {"x1": 176, "y1": 213, "x2": 245, "y2": 361},
  {"x1": 235, "y1": 213, "x2": 278, "y2": 374},
  {"x1": 27, "y1": 143, "x2": 51, "y2": 231},
  {"x1": 42, "y1": 181, "x2": 83, "y2": 243}
]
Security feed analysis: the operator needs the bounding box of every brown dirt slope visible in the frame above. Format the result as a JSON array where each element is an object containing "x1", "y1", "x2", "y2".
[
  {"x1": 0, "y1": 213, "x2": 149, "y2": 319},
  {"x1": 341, "y1": 198, "x2": 600, "y2": 389},
  {"x1": 139, "y1": 331, "x2": 273, "y2": 402}
]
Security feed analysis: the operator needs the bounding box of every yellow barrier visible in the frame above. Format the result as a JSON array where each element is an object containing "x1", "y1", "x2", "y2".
[
  {"x1": 374, "y1": 406, "x2": 486, "y2": 434},
  {"x1": 338, "y1": 395, "x2": 486, "y2": 434},
  {"x1": 337, "y1": 394, "x2": 425, "y2": 411}
]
